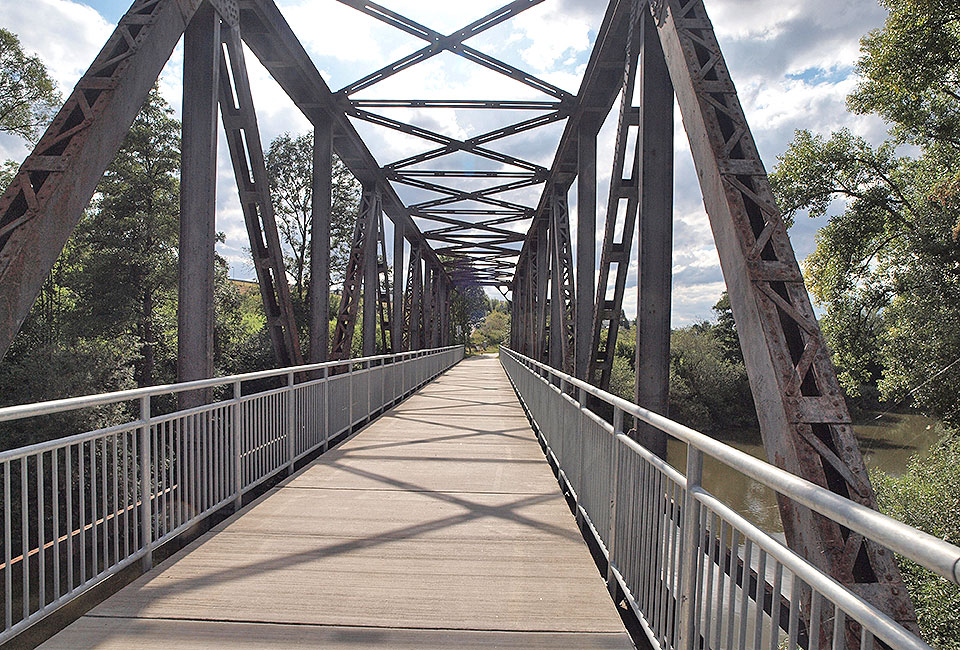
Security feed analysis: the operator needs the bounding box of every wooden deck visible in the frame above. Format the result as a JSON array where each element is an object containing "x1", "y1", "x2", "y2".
[{"x1": 41, "y1": 355, "x2": 633, "y2": 649}]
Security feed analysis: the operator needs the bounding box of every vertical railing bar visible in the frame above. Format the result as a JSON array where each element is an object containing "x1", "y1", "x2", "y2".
[
  {"x1": 322, "y1": 368, "x2": 329, "y2": 452},
  {"x1": 769, "y1": 560, "x2": 784, "y2": 650},
  {"x1": 233, "y1": 381, "x2": 241, "y2": 509},
  {"x1": 89, "y1": 439, "x2": 98, "y2": 578},
  {"x1": 715, "y1": 518, "x2": 729, "y2": 649},
  {"x1": 52, "y1": 448, "x2": 60, "y2": 600},
  {"x1": 606, "y1": 408, "x2": 622, "y2": 593},
  {"x1": 100, "y1": 435, "x2": 107, "y2": 570},
  {"x1": 754, "y1": 549, "x2": 768, "y2": 649},
  {"x1": 809, "y1": 591, "x2": 822, "y2": 650},
  {"x1": 4, "y1": 461, "x2": 10, "y2": 630},
  {"x1": 680, "y1": 446, "x2": 704, "y2": 650},
  {"x1": 739, "y1": 539, "x2": 753, "y2": 649},
  {"x1": 66, "y1": 445, "x2": 74, "y2": 592},
  {"x1": 831, "y1": 606, "x2": 845, "y2": 650},
  {"x1": 788, "y1": 574, "x2": 801, "y2": 650},
  {"x1": 139, "y1": 395, "x2": 153, "y2": 571},
  {"x1": 287, "y1": 372, "x2": 295, "y2": 475},
  {"x1": 727, "y1": 528, "x2": 741, "y2": 649},
  {"x1": 37, "y1": 452, "x2": 45, "y2": 609},
  {"x1": 20, "y1": 456, "x2": 28, "y2": 621},
  {"x1": 122, "y1": 433, "x2": 128, "y2": 561},
  {"x1": 111, "y1": 435, "x2": 119, "y2": 567},
  {"x1": 703, "y1": 510, "x2": 717, "y2": 647}
]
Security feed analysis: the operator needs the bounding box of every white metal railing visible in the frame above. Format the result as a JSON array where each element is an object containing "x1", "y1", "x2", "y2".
[
  {"x1": 500, "y1": 347, "x2": 959, "y2": 650},
  {"x1": 0, "y1": 345, "x2": 463, "y2": 642}
]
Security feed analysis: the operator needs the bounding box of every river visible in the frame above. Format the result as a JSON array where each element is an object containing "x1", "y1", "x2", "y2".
[{"x1": 663, "y1": 411, "x2": 942, "y2": 532}]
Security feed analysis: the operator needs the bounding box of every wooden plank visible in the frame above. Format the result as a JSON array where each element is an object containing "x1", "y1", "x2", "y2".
[
  {"x1": 40, "y1": 356, "x2": 631, "y2": 647},
  {"x1": 41, "y1": 618, "x2": 633, "y2": 649}
]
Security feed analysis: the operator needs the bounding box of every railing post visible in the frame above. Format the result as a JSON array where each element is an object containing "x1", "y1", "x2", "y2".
[
  {"x1": 366, "y1": 360, "x2": 372, "y2": 420},
  {"x1": 577, "y1": 386, "x2": 586, "y2": 514},
  {"x1": 680, "y1": 446, "x2": 704, "y2": 650},
  {"x1": 348, "y1": 361, "x2": 354, "y2": 431},
  {"x1": 138, "y1": 395, "x2": 153, "y2": 571},
  {"x1": 287, "y1": 371, "x2": 296, "y2": 475},
  {"x1": 606, "y1": 406, "x2": 622, "y2": 594},
  {"x1": 233, "y1": 380, "x2": 242, "y2": 511},
  {"x1": 322, "y1": 366, "x2": 330, "y2": 452}
]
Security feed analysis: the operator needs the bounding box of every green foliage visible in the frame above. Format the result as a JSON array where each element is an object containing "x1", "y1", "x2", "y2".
[
  {"x1": 475, "y1": 310, "x2": 509, "y2": 349},
  {"x1": 848, "y1": 0, "x2": 960, "y2": 153},
  {"x1": 265, "y1": 131, "x2": 360, "y2": 303},
  {"x1": 873, "y1": 428, "x2": 960, "y2": 649},
  {"x1": 0, "y1": 28, "x2": 60, "y2": 140},
  {"x1": 668, "y1": 324, "x2": 757, "y2": 433},
  {"x1": 770, "y1": 1, "x2": 960, "y2": 422},
  {"x1": 67, "y1": 87, "x2": 181, "y2": 385}
]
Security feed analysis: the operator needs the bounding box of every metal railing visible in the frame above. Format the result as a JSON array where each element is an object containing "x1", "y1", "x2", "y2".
[
  {"x1": 500, "y1": 347, "x2": 959, "y2": 650},
  {"x1": 0, "y1": 345, "x2": 463, "y2": 642}
]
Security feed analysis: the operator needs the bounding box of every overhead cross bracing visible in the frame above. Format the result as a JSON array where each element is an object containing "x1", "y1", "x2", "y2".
[{"x1": 330, "y1": 0, "x2": 584, "y2": 289}]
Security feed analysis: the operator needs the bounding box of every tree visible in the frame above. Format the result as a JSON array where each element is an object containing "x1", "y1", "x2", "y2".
[
  {"x1": 0, "y1": 28, "x2": 60, "y2": 141},
  {"x1": 265, "y1": 132, "x2": 359, "y2": 303},
  {"x1": 873, "y1": 427, "x2": 960, "y2": 649},
  {"x1": 67, "y1": 87, "x2": 181, "y2": 386},
  {"x1": 770, "y1": 1, "x2": 960, "y2": 422},
  {"x1": 475, "y1": 310, "x2": 509, "y2": 349}
]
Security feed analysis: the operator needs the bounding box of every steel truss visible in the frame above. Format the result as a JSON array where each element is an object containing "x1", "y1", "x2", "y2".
[
  {"x1": 331, "y1": 185, "x2": 380, "y2": 360},
  {"x1": 218, "y1": 23, "x2": 302, "y2": 367},
  {"x1": 0, "y1": 0, "x2": 921, "y2": 634}
]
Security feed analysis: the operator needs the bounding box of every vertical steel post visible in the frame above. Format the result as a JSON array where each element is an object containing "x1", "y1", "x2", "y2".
[
  {"x1": 576, "y1": 114, "x2": 598, "y2": 380},
  {"x1": 178, "y1": 4, "x2": 220, "y2": 405},
  {"x1": 363, "y1": 187, "x2": 379, "y2": 357},
  {"x1": 410, "y1": 248, "x2": 422, "y2": 350},
  {"x1": 549, "y1": 222, "x2": 562, "y2": 370},
  {"x1": 635, "y1": 8, "x2": 674, "y2": 458},
  {"x1": 393, "y1": 225, "x2": 404, "y2": 352},
  {"x1": 534, "y1": 222, "x2": 548, "y2": 361},
  {"x1": 311, "y1": 118, "x2": 332, "y2": 364},
  {"x1": 606, "y1": 406, "x2": 623, "y2": 593}
]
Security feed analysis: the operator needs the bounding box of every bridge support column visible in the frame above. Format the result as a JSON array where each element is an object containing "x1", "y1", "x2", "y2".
[
  {"x1": 549, "y1": 221, "x2": 562, "y2": 371},
  {"x1": 576, "y1": 114, "x2": 598, "y2": 380},
  {"x1": 634, "y1": 9, "x2": 673, "y2": 459},
  {"x1": 362, "y1": 184, "x2": 378, "y2": 356},
  {"x1": 310, "y1": 118, "x2": 332, "y2": 363},
  {"x1": 178, "y1": 3, "x2": 220, "y2": 405},
  {"x1": 393, "y1": 224, "x2": 404, "y2": 352},
  {"x1": 534, "y1": 221, "x2": 548, "y2": 361},
  {"x1": 410, "y1": 247, "x2": 422, "y2": 350}
]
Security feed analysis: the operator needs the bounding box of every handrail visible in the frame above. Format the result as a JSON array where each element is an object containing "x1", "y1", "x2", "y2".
[
  {"x1": 500, "y1": 346, "x2": 960, "y2": 587},
  {"x1": 0, "y1": 346, "x2": 461, "y2": 424},
  {"x1": 0, "y1": 345, "x2": 464, "y2": 643}
]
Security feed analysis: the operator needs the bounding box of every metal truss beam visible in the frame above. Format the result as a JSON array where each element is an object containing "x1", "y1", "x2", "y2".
[
  {"x1": 588, "y1": 6, "x2": 642, "y2": 391},
  {"x1": 219, "y1": 22, "x2": 303, "y2": 368},
  {"x1": 375, "y1": 210, "x2": 394, "y2": 352},
  {"x1": 0, "y1": 0, "x2": 238, "y2": 361},
  {"x1": 549, "y1": 186, "x2": 576, "y2": 374},
  {"x1": 402, "y1": 243, "x2": 423, "y2": 350},
  {"x1": 237, "y1": 0, "x2": 451, "y2": 284},
  {"x1": 516, "y1": 0, "x2": 631, "y2": 270},
  {"x1": 331, "y1": 186, "x2": 380, "y2": 360},
  {"x1": 650, "y1": 0, "x2": 917, "y2": 634},
  {"x1": 335, "y1": 0, "x2": 569, "y2": 101}
]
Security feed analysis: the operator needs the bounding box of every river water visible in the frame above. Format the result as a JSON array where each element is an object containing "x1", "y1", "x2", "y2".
[{"x1": 663, "y1": 412, "x2": 941, "y2": 532}]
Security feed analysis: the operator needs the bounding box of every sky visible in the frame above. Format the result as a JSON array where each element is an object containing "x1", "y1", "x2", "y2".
[{"x1": 0, "y1": 0, "x2": 891, "y2": 326}]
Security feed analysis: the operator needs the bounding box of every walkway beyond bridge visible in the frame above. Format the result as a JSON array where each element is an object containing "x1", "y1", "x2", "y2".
[{"x1": 40, "y1": 355, "x2": 632, "y2": 649}]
